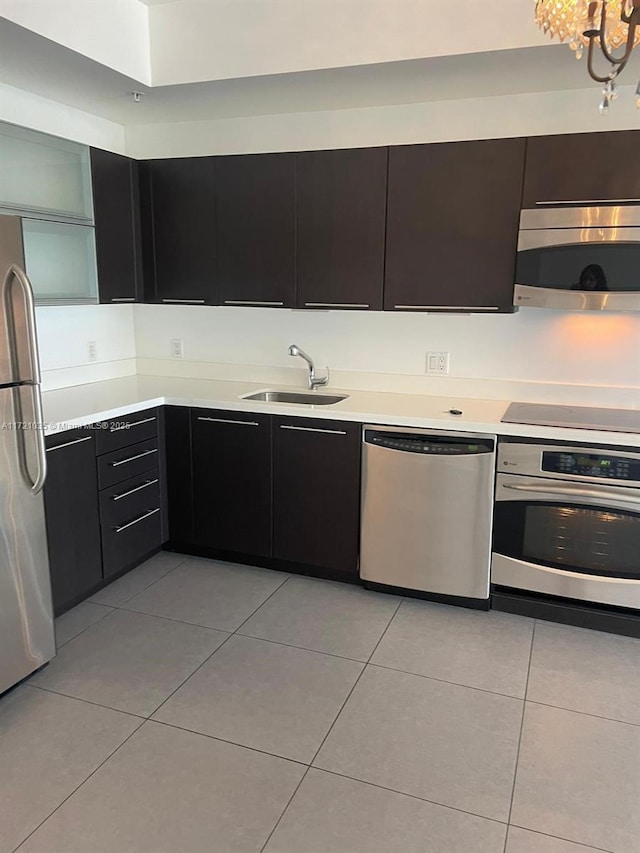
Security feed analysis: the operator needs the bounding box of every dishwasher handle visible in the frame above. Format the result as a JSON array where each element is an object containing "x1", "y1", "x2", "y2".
[{"x1": 364, "y1": 429, "x2": 494, "y2": 455}]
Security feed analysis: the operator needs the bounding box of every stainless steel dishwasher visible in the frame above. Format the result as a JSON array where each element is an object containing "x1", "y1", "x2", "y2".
[{"x1": 360, "y1": 425, "x2": 496, "y2": 607}]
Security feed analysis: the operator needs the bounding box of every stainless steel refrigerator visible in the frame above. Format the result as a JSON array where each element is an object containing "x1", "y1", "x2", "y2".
[{"x1": 0, "y1": 214, "x2": 55, "y2": 695}]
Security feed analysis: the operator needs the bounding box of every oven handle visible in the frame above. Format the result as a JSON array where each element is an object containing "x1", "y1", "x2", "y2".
[{"x1": 502, "y1": 482, "x2": 640, "y2": 507}]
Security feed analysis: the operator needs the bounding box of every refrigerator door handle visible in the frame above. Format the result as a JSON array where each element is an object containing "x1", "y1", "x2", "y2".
[
  {"x1": 4, "y1": 264, "x2": 41, "y2": 384},
  {"x1": 13, "y1": 384, "x2": 47, "y2": 495},
  {"x1": 4, "y1": 264, "x2": 47, "y2": 494}
]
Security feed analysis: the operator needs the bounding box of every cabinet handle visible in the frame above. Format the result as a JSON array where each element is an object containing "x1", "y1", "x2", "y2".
[
  {"x1": 114, "y1": 507, "x2": 160, "y2": 533},
  {"x1": 46, "y1": 436, "x2": 93, "y2": 453},
  {"x1": 223, "y1": 300, "x2": 284, "y2": 307},
  {"x1": 304, "y1": 302, "x2": 370, "y2": 309},
  {"x1": 112, "y1": 478, "x2": 159, "y2": 502},
  {"x1": 110, "y1": 297, "x2": 136, "y2": 302},
  {"x1": 535, "y1": 199, "x2": 640, "y2": 206},
  {"x1": 161, "y1": 299, "x2": 206, "y2": 304},
  {"x1": 279, "y1": 425, "x2": 347, "y2": 435},
  {"x1": 197, "y1": 417, "x2": 260, "y2": 427},
  {"x1": 393, "y1": 304, "x2": 500, "y2": 311},
  {"x1": 109, "y1": 416, "x2": 157, "y2": 433},
  {"x1": 110, "y1": 448, "x2": 158, "y2": 467}
]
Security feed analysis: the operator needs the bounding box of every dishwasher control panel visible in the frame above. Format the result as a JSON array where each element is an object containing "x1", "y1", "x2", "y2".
[{"x1": 365, "y1": 431, "x2": 494, "y2": 455}]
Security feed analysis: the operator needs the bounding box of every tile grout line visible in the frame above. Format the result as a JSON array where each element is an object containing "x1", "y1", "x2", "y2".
[
  {"x1": 107, "y1": 552, "x2": 191, "y2": 608},
  {"x1": 525, "y1": 697, "x2": 640, "y2": 729},
  {"x1": 508, "y1": 823, "x2": 616, "y2": 853},
  {"x1": 258, "y1": 597, "x2": 405, "y2": 853},
  {"x1": 55, "y1": 604, "x2": 115, "y2": 648},
  {"x1": 232, "y1": 630, "x2": 369, "y2": 663},
  {"x1": 306, "y1": 595, "x2": 404, "y2": 771},
  {"x1": 147, "y1": 573, "x2": 292, "y2": 721},
  {"x1": 503, "y1": 619, "x2": 536, "y2": 851},
  {"x1": 26, "y1": 684, "x2": 148, "y2": 721},
  {"x1": 149, "y1": 718, "x2": 310, "y2": 768},
  {"x1": 232, "y1": 573, "x2": 292, "y2": 635},
  {"x1": 313, "y1": 766, "x2": 511, "y2": 828},
  {"x1": 258, "y1": 766, "x2": 312, "y2": 853},
  {"x1": 367, "y1": 661, "x2": 527, "y2": 702},
  {"x1": 11, "y1": 717, "x2": 147, "y2": 853}
]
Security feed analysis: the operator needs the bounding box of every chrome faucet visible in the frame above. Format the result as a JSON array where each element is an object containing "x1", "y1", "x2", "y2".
[{"x1": 288, "y1": 344, "x2": 330, "y2": 391}]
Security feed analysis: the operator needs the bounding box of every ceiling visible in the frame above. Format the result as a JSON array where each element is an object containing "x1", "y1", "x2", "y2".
[{"x1": 2, "y1": 18, "x2": 632, "y2": 128}]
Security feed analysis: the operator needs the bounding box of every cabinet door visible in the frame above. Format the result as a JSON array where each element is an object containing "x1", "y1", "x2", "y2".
[
  {"x1": 273, "y1": 418, "x2": 361, "y2": 575},
  {"x1": 44, "y1": 430, "x2": 102, "y2": 614},
  {"x1": 191, "y1": 409, "x2": 272, "y2": 557},
  {"x1": 148, "y1": 157, "x2": 217, "y2": 304},
  {"x1": 215, "y1": 153, "x2": 296, "y2": 307},
  {"x1": 385, "y1": 138, "x2": 526, "y2": 313},
  {"x1": 164, "y1": 405, "x2": 194, "y2": 545},
  {"x1": 522, "y1": 131, "x2": 640, "y2": 207},
  {"x1": 91, "y1": 148, "x2": 141, "y2": 304},
  {"x1": 296, "y1": 148, "x2": 387, "y2": 310}
]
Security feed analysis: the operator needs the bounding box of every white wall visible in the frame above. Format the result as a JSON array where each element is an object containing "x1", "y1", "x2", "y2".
[
  {"x1": 1, "y1": 0, "x2": 151, "y2": 84},
  {"x1": 148, "y1": 0, "x2": 542, "y2": 86},
  {"x1": 36, "y1": 305, "x2": 137, "y2": 391},
  {"x1": 133, "y1": 305, "x2": 640, "y2": 407},
  {"x1": 0, "y1": 84, "x2": 126, "y2": 154},
  {"x1": 125, "y1": 84, "x2": 640, "y2": 158}
]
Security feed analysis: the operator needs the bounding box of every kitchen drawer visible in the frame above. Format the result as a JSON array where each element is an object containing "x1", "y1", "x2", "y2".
[
  {"x1": 97, "y1": 438, "x2": 160, "y2": 490},
  {"x1": 101, "y1": 505, "x2": 162, "y2": 579},
  {"x1": 100, "y1": 469, "x2": 161, "y2": 529},
  {"x1": 95, "y1": 408, "x2": 158, "y2": 456}
]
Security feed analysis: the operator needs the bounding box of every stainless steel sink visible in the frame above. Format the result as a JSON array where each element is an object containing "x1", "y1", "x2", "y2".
[{"x1": 241, "y1": 390, "x2": 348, "y2": 406}]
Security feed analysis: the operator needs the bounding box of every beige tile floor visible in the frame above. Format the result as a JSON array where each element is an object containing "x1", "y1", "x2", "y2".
[{"x1": 1, "y1": 551, "x2": 639, "y2": 853}]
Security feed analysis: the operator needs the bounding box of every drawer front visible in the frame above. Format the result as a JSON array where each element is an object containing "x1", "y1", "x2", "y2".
[
  {"x1": 95, "y1": 408, "x2": 159, "y2": 456},
  {"x1": 101, "y1": 507, "x2": 162, "y2": 579},
  {"x1": 100, "y1": 469, "x2": 161, "y2": 529},
  {"x1": 98, "y1": 438, "x2": 159, "y2": 490}
]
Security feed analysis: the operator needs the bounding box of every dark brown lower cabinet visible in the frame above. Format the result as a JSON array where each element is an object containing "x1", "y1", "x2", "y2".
[
  {"x1": 272, "y1": 417, "x2": 361, "y2": 575},
  {"x1": 44, "y1": 429, "x2": 102, "y2": 614},
  {"x1": 96, "y1": 412, "x2": 163, "y2": 579},
  {"x1": 164, "y1": 406, "x2": 194, "y2": 544},
  {"x1": 191, "y1": 409, "x2": 272, "y2": 557}
]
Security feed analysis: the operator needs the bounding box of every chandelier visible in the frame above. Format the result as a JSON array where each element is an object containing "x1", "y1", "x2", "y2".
[{"x1": 535, "y1": 0, "x2": 640, "y2": 112}]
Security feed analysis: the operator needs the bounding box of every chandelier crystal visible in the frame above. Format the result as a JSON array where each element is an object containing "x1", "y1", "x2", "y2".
[{"x1": 535, "y1": 0, "x2": 640, "y2": 110}]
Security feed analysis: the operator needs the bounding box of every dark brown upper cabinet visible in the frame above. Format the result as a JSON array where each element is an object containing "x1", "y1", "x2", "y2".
[
  {"x1": 296, "y1": 148, "x2": 387, "y2": 311},
  {"x1": 384, "y1": 138, "x2": 526, "y2": 313},
  {"x1": 143, "y1": 157, "x2": 217, "y2": 304},
  {"x1": 215, "y1": 153, "x2": 296, "y2": 308},
  {"x1": 91, "y1": 148, "x2": 142, "y2": 304},
  {"x1": 272, "y1": 417, "x2": 361, "y2": 575},
  {"x1": 522, "y1": 130, "x2": 640, "y2": 207}
]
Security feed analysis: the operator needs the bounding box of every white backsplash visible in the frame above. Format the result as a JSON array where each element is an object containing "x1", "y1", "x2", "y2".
[
  {"x1": 133, "y1": 304, "x2": 640, "y2": 408},
  {"x1": 35, "y1": 302, "x2": 640, "y2": 406},
  {"x1": 35, "y1": 304, "x2": 137, "y2": 391}
]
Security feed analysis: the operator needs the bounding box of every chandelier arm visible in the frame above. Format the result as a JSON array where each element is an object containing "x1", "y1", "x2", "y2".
[
  {"x1": 587, "y1": 35, "x2": 620, "y2": 81},
  {"x1": 597, "y1": 9, "x2": 639, "y2": 65},
  {"x1": 620, "y1": 0, "x2": 640, "y2": 25}
]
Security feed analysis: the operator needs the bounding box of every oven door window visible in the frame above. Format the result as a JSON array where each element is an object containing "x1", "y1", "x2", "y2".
[
  {"x1": 494, "y1": 500, "x2": 640, "y2": 579},
  {"x1": 516, "y1": 242, "x2": 639, "y2": 292}
]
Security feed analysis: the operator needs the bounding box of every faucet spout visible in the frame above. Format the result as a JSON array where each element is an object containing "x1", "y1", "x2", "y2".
[{"x1": 288, "y1": 344, "x2": 330, "y2": 390}]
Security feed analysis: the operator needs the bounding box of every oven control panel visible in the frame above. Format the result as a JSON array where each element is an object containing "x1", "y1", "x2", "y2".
[{"x1": 542, "y1": 451, "x2": 640, "y2": 482}]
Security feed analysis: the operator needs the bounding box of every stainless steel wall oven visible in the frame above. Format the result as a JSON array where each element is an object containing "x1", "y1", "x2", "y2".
[{"x1": 492, "y1": 440, "x2": 640, "y2": 611}]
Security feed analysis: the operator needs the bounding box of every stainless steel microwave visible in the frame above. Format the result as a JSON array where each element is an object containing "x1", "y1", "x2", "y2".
[{"x1": 514, "y1": 205, "x2": 640, "y2": 311}]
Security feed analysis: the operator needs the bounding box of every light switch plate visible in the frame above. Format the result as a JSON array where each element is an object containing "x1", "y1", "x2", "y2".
[{"x1": 171, "y1": 339, "x2": 184, "y2": 359}]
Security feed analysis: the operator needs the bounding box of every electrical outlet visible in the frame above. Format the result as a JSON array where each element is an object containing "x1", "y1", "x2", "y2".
[
  {"x1": 426, "y1": 351, "x2": 450, "y2": 375},
  {"x1": 87, "y1": 341, "x2": 98, "y2": 362},
  {"x1": 171, "y1": 338, "x2": 184, "y2": 359}
]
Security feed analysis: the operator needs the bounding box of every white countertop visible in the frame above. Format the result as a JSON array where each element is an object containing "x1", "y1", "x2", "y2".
[{"x1": 41, "y1": 374, "x2": 640, "y2": 448}]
